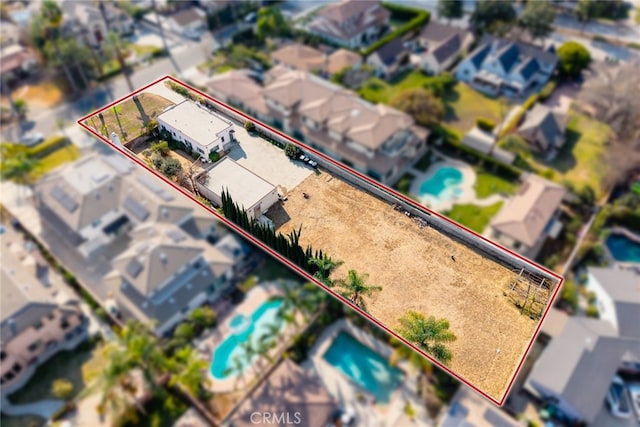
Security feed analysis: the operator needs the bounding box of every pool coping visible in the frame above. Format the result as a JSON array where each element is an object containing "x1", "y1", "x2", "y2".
[{"x1": 603, "y1": 227, "x2": 640, "y2": 269}]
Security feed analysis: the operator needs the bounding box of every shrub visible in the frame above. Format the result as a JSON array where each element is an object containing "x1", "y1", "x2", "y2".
[
  {"x1": 209, "y1": 150, "x2": 221, "y2": 163},
  {"x1": 542, "y1": 169, "x2": 555, "y2": 179},
  {"x1": 586, "y1": 304, "x2": 599, "y2": 318},
  {"x1": 52, "y1": 379, "x2": 74, "y2": 400},
  {"x1": 151, "y1": 140, "x2": 170, "y2": 156},
  {"x1": 244, "y1": 121, "x2": 255, "y2": 132},
  {"x1": 539, "y1": 80, "x2": 557, "y2": 101},
  {"x1": 523, "y1": 94, "x2": 539, "y2": 111},
  {"x1": 28, "y1": 135, "x2": 69, "y2": 157},
  {"x1": 557, "y1": 41, "x2": 591, "y2": 79},
  {"x1": 161, "y1": 157, "x2": 182, "y2": 178},
  {"x1": 95, "y1": 307, "x2": 109, "y2": 322},
  {"x1": 168, "y1": 81, "x2": 191, "y2": 98},
  {"x1": 173, "y1": 322, "x2": 196, "y2": 340},
  {"x1": 476, "y1": 118, "x2": 496, "y2": 132},
  {"x1": 151, "y1": 154, "x2": 164, "y2": 170},
  {"x1": 586, "y1": 291, "x2": 597, "y2": 304},
  {"x1": 362, "y1": 6, "x2": 429, "y2": 56},
  {"x1": 188, "y1": 306, "x2": 217, "y2": 329},
  {"x1": 284, "y1": 143, "x2": 302, "y2": 159},
  {"x1": 422, "y1": 72, "x2": 455, "y2": 97}
]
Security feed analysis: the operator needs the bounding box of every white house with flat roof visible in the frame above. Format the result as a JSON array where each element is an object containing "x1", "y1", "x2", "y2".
[
  {"x1": 157, "y1": 100, "x2": 234, "y2": 160},
  {"x1": 196, "y1": 157, "x2": 279, "y2": 221}
]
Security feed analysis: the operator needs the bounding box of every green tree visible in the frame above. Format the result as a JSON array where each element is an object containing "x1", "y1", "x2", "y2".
[
  {"x1": 284, "y1": 143, "x2": 302, "y2": 159},
  {"x1": 173, "y1": 323, "x2": 195, "y2": 341},
  {"x1": 309, "y1": 254, "x2": 343, "y2": 286},
  {"x1": 437, "y1": 0, "x2": 464, "y2": 23},
  {"x1": 576, "y1": 0, "x2": 597, "y2": 31},
  {"x1": 13, "y1": 99, "x2": 27, "y2": 120},
  {"x1": 470, "y1": 0, "x2": 517, "y2": 35},
  {"x1": 105, "y1": 29, "x2": 134, "y2": 92},
  {"x1": 256, "y1": 7, "x2": 289, "y2": 39},
  {"x1": 0, "y1": 150, "x2": 41, "y2": 189},
  {"x1": 151, "y1": 140, "x2": 170, "y2": 156},
  {"x1": 557, "y1": 41, "x2": 591, "y2": 78},
  {"x1": 161, "y1": 157, "x2": 182, "y2": 178},
  {"x1": 335, "y1": 270, "x2": 382, "y2": 311},
  {"x1": 187, "y1": 306, "x2": 217, "y2": 329},
  {"x1": 168, "y1": 346, "x2": 210, "y2": 398},
  {"x1": 390, "y1": 88, "x2": 444, "y2": 127},
  {"x1": 519, "y1": 0, "x2": 555, "y2": 42},
  {"x1": 396, "y1": 311, "x2": 457, "y2": 365},
  {"x1": 52, "y1": 379, "x2": 74, "y2": 400}
]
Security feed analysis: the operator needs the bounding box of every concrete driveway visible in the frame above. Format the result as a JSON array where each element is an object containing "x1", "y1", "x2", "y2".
[{"x1": 228, "y1": 126, "x2": 313, "y2": 194}]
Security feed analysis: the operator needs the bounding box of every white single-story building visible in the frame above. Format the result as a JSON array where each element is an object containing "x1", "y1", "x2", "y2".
[
  {"x1": 157, "y1": 100, "x2": 235, "y2": 160},
  {"x1": 197, "y1": 157, "x2": 279, "y2": 220}
]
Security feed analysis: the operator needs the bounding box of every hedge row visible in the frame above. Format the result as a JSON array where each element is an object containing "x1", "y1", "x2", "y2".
[
  {"x1": 362, "y1": 5, "x2": 430, "y2": 57},
  {"x1": 498, "y1": 94, "x2": 539, "y2": 138},
  {"x1": 29, "y1": 136, "x2": 69, "y2": 158}
]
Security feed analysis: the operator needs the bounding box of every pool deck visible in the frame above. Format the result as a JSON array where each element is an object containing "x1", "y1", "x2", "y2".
[
  {"x1": 410, "y1": 158, "x2": 504, "y2": 212},
  {"x1": 198, "y1": 282, "x2": 301, "y2": 393},
  {"x1": 303, "y1": 319, "x2": 434, "y2": 427}
]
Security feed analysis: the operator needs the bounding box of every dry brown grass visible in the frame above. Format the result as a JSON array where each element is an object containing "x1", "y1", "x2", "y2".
[
  {"x1": 12, "y1": 80, "x2": 64, "y2": 107},
  {"x1": 83, "y1": 93, "x2": 173, "y2": 143},
  {"x1": 270, "y1": 172, "x2": 544, "y2": 401}
]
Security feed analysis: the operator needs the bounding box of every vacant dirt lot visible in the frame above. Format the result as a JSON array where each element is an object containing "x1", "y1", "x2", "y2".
[{"x1": 270, "y1": 172, "x2": 544, "y2": 400}]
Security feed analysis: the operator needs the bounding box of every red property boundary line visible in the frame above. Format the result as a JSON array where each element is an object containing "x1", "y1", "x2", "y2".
[{"x1": 78, "y1": 75, "x2": 564, "y2": 407}]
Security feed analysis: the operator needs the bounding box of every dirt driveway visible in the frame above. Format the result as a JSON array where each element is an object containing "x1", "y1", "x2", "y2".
[{"x1": 269, "y1": 171, "x2": 545, "y2": 401}]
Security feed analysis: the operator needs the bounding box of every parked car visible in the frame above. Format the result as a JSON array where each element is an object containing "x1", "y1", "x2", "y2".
[
  {"x1": 331, "y1": 406, "x2": 355, "y2": 426},
  {"x1": 606, "y1": 375, "x2": 632, "y2": 419},
  {"x1": 20, "y1": 132, "x2": 45, "y2": 147},
  {"x1": 628, "y1": 384, "x2": 640, "y2": 422},
  {"x1": 244, "y1": 12, "x2": 257, "y2": 23}
]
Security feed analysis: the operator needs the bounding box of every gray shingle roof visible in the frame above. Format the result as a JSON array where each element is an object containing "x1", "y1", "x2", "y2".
[
  {"x1": 431, "y1": 33, "x2": 462, "y2": 64},
  {"x1": 373, "y1": 38, "x2": 405, "y2": 66}
]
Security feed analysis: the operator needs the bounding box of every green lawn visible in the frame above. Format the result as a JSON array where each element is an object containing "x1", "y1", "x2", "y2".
[
  {"x1": 34, "y1": 145, "x2": 80, "y2": 178},
  {"x1": 358, "y1": 70, "x2": 436, "y2": 104},
  {"x1": 474, "y1": 171, "x2": 517, "y2": 199},
  {"x1": 443, "y1": 83, "x2": 505, "y2": 132},
  {"x1": 444, "y1": 202, "x2": 503, "y2": 233},
  {"x1": 7, "y1": 343, "x2": 106, "y2": 405},
  {"x1": 526, "y1": 110, "x2": 611, "y2": 197}
]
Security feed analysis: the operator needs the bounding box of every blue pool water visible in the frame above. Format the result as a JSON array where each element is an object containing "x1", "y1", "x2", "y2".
[
  {"x1": 210, "y1": 298, "x2": 285, "y2": 379},
  {"x1": 606, "y1": 233, "x2": 640, "y2": 263},
  {"x1": 323, "y1": 332, "x2": 404, "y2": 404},
  {"x1": 419, "y1": 166, "x2": 464, "y2": 203}
]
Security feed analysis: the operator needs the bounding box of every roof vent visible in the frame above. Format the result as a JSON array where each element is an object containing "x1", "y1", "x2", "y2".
[
  {"x1": 351, "y1": 109, "x2": 360, "y2": 117},
  {"x1": 159, "y1": 252, "x2": 168, "y2": 264}
]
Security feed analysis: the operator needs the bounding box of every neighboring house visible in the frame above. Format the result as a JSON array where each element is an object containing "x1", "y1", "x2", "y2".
[
  {"x1": 366, "y1": 38, "x2": 409, "y2": 79},
  {"x1": 488, "y1": 174, "x2": 566, "y2": 258},
  {"x1": 227, "y1": 358, "x2": 339, "y2": 427},
  {"x1": 307, "y1": 0, "x2": 390, "y2": 49},
  {"x1": 62, "y1": 1, "x2": 134, "y2": 47},
  {"x1": 0, "y1": 20, "x2": 23, "y2": 48},
  {"x1": 157, "y1": 100, "x2": 235, "y2": 160},
  {"x1": 438, "y1": 386, "x2": 521, "y2": 427},
  {"x1": 207, "y1": 68, "x2": 429, "y2": 185},
  {"x1": 1, "y1": 234, "x2": 87, "y2": 396},
  {"x1": 196, "y1": 157, "x2": 279, "y2": 222},
  {"x1": 35, "y1": 152, "x2": 219, "y2": 259},
  {"x1": 271, "y1": 43, "x2": 327, "y2": 73},
  {"x1": 462, "y1": 126, "x2": 516, "y2": 165},
  {"x1": 205, "y1": 70, "x2": 270, "y2": 121},
  {"x1": 167, "y1": 7, "x2": 206, "y2": 39},
  {"x1": 518, "y1": 104, "x2": 567, "y2": 157},
  {"x1": 326, "y1": 48, "x2": 362, "y2": 75},
  {"x1": 0, "y1": 43, "x2": 37, "y2": 83},
  {"x1": 105, "y1": 223, "x2": 234, "y2": 336},
  {"x1": 525, "y1": 268, "x2": 640, "y2": 425},
  {"x1": 419, "y1": 20, "x2": 474, "y2": 75},
  {"x1": 456, "y1": 35, "x2": 558, "y2": 97}
]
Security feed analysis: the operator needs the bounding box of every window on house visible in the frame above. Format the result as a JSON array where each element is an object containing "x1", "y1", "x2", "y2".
[
  {"x1": 12, "y1": 363, "x2": 21, "y2": 374},
  {"x1": 514, "y1": 241, "x2": 522, "y2": 250},
  {"x1": 0, "y1": 351, "x2": 6, "y2": 361},
  {"x1": 27, "y1": 340, "x2": 42, "y2": 352},
  {"x1": 33, "y1": 321, "x2": 43, "y2": 330}
]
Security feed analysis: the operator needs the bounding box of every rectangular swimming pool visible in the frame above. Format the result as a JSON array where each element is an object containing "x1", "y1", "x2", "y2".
[{"x1": 322, "y1": 331, "x2": 404, "y2": 404}]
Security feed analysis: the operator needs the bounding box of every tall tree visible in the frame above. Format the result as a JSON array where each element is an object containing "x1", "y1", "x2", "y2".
[
  {"x1": 557, "y1": 40, "x2": 591, "y2": 78},
  {"x1": 309, "y1": 254, "x2": 343, "y2": 287},
  {"x1": 0, "y1": 148, "x2": 41, "y2": 196},
  {"x1": 390, "y1": 88, "x2": 445, "y2": 127},
  {"x1": 396, "y1": 311, "x2": 457, "y2": 365},
  {"x1": 256, "y1": 7, "x2": 290, "y2": 40},
  {"x1": 519, "y1": 0, "x2": 555, "y2": 42},
  {"x1": 437, "y1": 0, "x2": 464, "y2": 23},
  {"x1": 168, "y1": 346, "x2": 210, "y2": 398},
  {"x1": 335, "y1": 270, "x2": 382, "y2": 311},
  {"x1": 470, "y1": 0, "x2": 517, "y2": 36}
]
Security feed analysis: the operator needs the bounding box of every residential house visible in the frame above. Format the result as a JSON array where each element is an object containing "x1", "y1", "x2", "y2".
[
  {"x1": 418, "y1": 20, "x2": 474, "y2": 75},
  {"x1": 0, "y1": 43, "x2": 37, "y2": 83},
  {"x1": 518, "y1": 104, "x2": 567, "y2": 157},
  {"x1": 271, "y1": 43, "x2": 327, "y2": 74},
  {"x1": 157, "y1": 100, "x2": 235, "y2": 160},
  {"x1": 1, "y1": 233, "x2": 87, "y2": 397},
  {"x1": 167, "y1": 7, "x2": 206, "y2": 40},
  {"x1": 207, "y1": 69, "x2": 429, "y2": 185},
  {"x1": 195, "y1": 158, "x2": 279, "y2": 222},
  {"x1": 456, "y1": 35, "x2": 558, "y2": 97},
  {"x1": 205, "y1": 70, "x2": 270, "y2": 121},
  {"x1": 524, "y1": 268, "x2": 640, "y2": 425},
  {"x1": 227, "y1": 358, "x2": 339, "y2": 427},
  {"x1": 462, "y1": 126, "x2": 516, "y2": 164},
  {"x1": 35, "y1": 152, "x2": 219, "y2": 259},
  {"x1": 62, "y1": 1, "x2": 134, "y2": 47},
  {"x1": 105, "y1": 223, "x2": 234, "y2": 336},
  {"x1": 438, "y1": 386, "x2": 522, "y2": 427},
  {"x1": 326, "y1": 48, "x2": 362, "y2": 75},
  {"x1": 307, "y1": 0, "x2": 390, "y2": 49},
  {"x1": 488, "y1": 174, "x2": 566, "y2": 258},
  {"x1": 366, "y1": 38, "x2": 409, "y2": 79}
]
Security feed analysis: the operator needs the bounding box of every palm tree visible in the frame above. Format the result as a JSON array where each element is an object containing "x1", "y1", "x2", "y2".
[
  {"x1": 309, "y1": 254, "x2": 343, "y2": 287},
  {"x1": 40, "y1": 0, "x2": 79, "y2": 94},
  {"x1": 396, "y1": 311, "x2": 457, "y2": 365},
  {"x1": 390, "y1": 338, "x2": 433, "y2": 397},
  {"x1": 335, "y1": 270, "x2": 382, "y2": 311},
  {"x1": 106, "y1": 30, "x2": 134, "y2": 93},
  {"x1": 169, "y1": 346, "x2": 209, "y2": 398},
  {"x1": 1, "y1": 150, "x2": 41, "y2": 202}
]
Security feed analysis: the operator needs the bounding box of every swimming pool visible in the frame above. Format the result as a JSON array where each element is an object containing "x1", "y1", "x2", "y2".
[
  {"x1": 606, "y1": 233, "x2": 640, "y2": 263},
  {"x1": 210, "y1": 298, "x2": 285, "y2": 379},
  {"x1": 322, "y1": 332, "x2": 404, "y2": 404},
  {"x1": 419, "y1": 166, "x2": 464, "y2": 205}
]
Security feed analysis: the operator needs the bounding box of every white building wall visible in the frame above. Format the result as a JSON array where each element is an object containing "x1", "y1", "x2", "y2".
[{"x1": 586, "y1": 272, "x2": 618, "y2": 331}]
